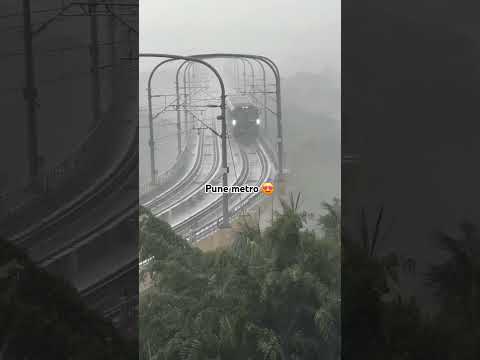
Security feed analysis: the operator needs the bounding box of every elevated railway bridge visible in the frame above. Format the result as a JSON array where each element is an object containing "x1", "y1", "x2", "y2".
[
  {"x1": 1, "y1": 51, "x2": 286, "y2": 337},
  {"x1": 139, "y1": 53, "x2": 286, "y2": 288}
]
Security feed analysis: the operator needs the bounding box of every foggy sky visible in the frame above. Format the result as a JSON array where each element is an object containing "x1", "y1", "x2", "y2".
[{"x1": 140, "y1": 0, "x2": 340, "y2": 77}]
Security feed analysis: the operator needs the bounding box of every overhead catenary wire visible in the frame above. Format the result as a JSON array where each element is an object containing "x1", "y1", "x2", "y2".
[
  {"x1": 0, "y1": 8, "x2": 60, "y2": 20},
  {"x1": 149, "y1": 85, "x2": 206, "y2": 120},
  {"x1": 152, "y1": 129, "x2": 189, "y2": 147},
  {"x1": 0, "y1": 40, "x2": 131, "y2": 60},
  {"x1": 0, "y1": 59, "x2": 136, "y2": 94},
  {"x1": 1, "y1": 0, "x2": 139, "y2": 203},
  {"x1": 138, "y1": 119, "x2": 199, "y2": 129}
]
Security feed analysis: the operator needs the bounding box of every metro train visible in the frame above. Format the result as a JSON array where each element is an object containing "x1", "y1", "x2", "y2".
[{"x1": 226, "y1": 95, "x2": 261, "y2": 144}]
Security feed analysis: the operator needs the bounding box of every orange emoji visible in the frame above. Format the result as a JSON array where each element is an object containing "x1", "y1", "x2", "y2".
[{"x1": 261, "y1": 182, "x2": 275, "y2": 196}]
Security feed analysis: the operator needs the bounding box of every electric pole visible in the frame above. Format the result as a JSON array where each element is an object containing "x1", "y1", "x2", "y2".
[
  {"x1": 89, "y1": 0, "x2": 100, "y2": 130},
  {"x1": 220, "y1": 93, "x2": 229, "y2": 227},
  {"x1": 23, "y1": 0, "x2": 39, "y2": 185}
]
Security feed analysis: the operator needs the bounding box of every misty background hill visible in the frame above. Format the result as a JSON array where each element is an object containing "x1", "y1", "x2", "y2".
[{"x1": 283, "y1": 70, "x2": 340, "y2": 215}]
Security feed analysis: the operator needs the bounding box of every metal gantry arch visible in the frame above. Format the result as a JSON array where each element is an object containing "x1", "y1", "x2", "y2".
[
  {"x1": 236, "y1": 57, "x2": 268, "y2": 132},
  {"x1": 141, "y1": 53, "x2": 230, "y2": 227},
  {"x1": 175, "y1": 60, "x2": 196, "y2": 156},
  {"x1": 149, "y1": 53, "x2": 284, "y2": 176},
  {"x1": 252, "y1": 58, "x2": 268, "y2": 131},
  {"x1": 238, "y1": 58, "x2": 255, "y2": 93},
  {"x1": 185, "y1": 53, "x2": 284, "y2": 177},
  {"x1": 142, "y1": 53, "x2": 284, "y2": 229}
]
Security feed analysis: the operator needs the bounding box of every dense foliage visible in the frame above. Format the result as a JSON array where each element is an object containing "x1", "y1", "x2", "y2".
[
  {"x1": 342, "y1": 208, "x2": 480, "y2": 360},
  {"x1": 141, "y1": 195, "x2": 480, "y2": 359},
  {"x1": 0, "y1": 238, "x2": 137, "y2": 360},
  {"x1": 139, "y1": 195, "x2": 340, "y2": 360}
]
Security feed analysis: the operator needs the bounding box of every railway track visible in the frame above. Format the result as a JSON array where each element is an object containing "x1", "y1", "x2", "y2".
[
  {"x1": 79, "y1": 136, "x2": 270, "y2": 323},
  {"x1": 148, "y1": 129, "x2": 220, "y2": 217},
  {"x1": 80, "y1": 259, "x2": 138, "y2": 317},
  {"x1": 139, "y1": 137, "x2": 273, "y2": 282},
  {"x1": 142, "y1": 131, "x2": 204, "y2": 210},
  {"x1": 178, "y1": 139, "x2": 273, "y2": 241},
  {"x1": 173, "y1": 145, "x2": 250, "y2": 236},
  {"x1": 162, "y1": 85, "x2": 276, "y2": 240},
  {"x1": 0, "y1": 122, "x2": 140, "y2": 324},
  {"x1": 7, "y1": 128, "x2": 138, "y2": 253}
]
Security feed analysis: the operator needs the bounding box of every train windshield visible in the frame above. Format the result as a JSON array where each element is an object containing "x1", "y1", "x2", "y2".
[{"x1": 233, "y1": 105, "x2": 259, "y2": 122}]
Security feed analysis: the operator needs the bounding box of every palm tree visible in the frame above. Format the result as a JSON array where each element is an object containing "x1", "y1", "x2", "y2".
[
  {"x1": 0, "y1": 237, "x2": 136, "y2": 360},
  {"x1": 341, "y1": 206, "x2": 402, "y2": 359},
  {"x1": 318, "y1": 197, "x2": 340, "y2": 241},
  {"x1": 139, "y1": 199, "x2": 341, "y2": 360},
  {"x1": 427, "y1": 222, "x2": 480, "y2": 329}
]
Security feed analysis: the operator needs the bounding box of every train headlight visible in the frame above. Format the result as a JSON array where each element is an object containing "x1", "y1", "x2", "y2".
[
  {"x1": 232, "y1": 119, "x2": 237, "y2": 126},
  {"x1": 256, "y1": 118, "x2": 261, "y2": 125}
]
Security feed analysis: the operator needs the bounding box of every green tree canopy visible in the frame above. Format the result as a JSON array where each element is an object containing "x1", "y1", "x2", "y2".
[
  {"x1": 140, "y1": 196, "x2": 340, "y2": 360},
  {"x1": 0, "y1": 238, "x2": 137, "y2": 360}
]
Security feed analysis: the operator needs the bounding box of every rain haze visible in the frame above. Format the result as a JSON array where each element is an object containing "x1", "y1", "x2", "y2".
[
  {"x1": 139, "y1": 4, "x2": 342, "y2": 354},
  {"x1": 140, "y1": 0, "x2": 340, "y2": 76},
  {"x1": 139, "y1": 0, "x2": 340, "y2": 215}
]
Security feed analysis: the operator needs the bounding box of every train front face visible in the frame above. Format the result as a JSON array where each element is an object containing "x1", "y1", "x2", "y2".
[{"x1": 230, "y1": 103, "x2": 261, "y2": 145}]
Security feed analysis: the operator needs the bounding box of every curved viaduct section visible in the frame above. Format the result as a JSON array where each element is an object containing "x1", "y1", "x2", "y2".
[
  {"x1": 139, "y1": 53, "x2": 284, "y2": 291},
  {"x1": 1, "y1": 52, "x2": 284, "y2": 332}
]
